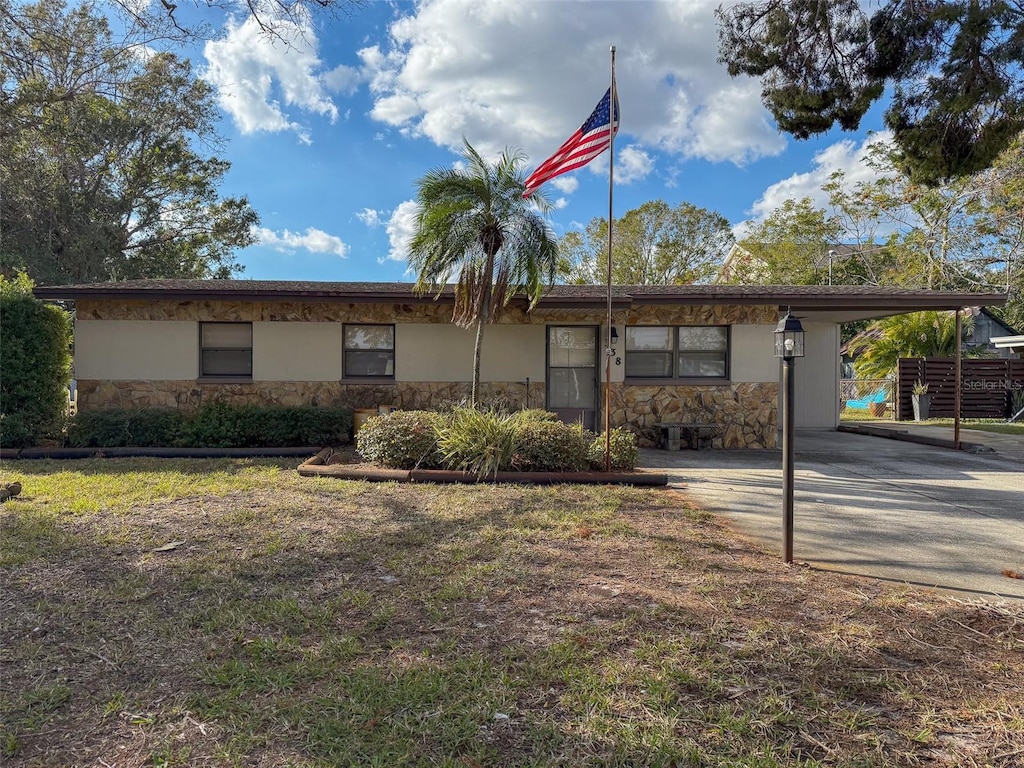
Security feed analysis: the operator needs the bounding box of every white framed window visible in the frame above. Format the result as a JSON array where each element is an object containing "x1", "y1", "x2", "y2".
[
  {"x1": 344, "y1": 324, "x2": 395, "y2": 378},
  {"x1": 200, "y1": 322, "x2": 252, "y2": 378},
  {"x1": 625, "y1": 326, "x2": 729, "y2": 380}
]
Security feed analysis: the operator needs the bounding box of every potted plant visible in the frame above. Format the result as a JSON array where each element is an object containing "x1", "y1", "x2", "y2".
[{"x1": 912, "y1": 381, "x2": 930, "y2": 421}]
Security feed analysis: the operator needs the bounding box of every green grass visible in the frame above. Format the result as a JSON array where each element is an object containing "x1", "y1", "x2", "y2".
[
  {"x1": 842, "y1": 410, "x2": 1024, "y2": 434},
  {"x1": 1, "y1": 457, "x2": 1021, "y2": 767},
  {"x1": 916, "y1": 418, "x2": 1024, "y2": 435}
]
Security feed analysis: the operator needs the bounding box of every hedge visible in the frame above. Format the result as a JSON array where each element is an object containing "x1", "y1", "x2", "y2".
[
  {"x1": 66, "y1": 403, "x2": 353, "y2": 448},
  {"x1": 0, "y1": 274, "x2": 72, "y2": 448}
]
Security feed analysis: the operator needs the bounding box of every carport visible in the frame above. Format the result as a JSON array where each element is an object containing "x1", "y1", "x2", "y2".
[{"x1": 767, "y1": 287, "x2": 1009, "y2": 430}]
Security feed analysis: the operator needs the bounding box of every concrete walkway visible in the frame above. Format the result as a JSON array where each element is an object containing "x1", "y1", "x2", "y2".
[{"x1": 641, "y1": 427, "x2": 1024, "y2": 602}]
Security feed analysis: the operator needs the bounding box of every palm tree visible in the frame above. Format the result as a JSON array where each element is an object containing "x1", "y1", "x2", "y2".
[
  {"x1": 848, "y1": 310, "x2": 981, "y2": 380},
  {"x1": 409, "y1": 140, "x2": 559, "y2": 405}
]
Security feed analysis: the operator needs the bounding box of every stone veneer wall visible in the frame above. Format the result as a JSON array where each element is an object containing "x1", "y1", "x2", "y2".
[
  {"x1": 76, "y1": 379, "x2": 548, "y2": 414},
  {"x1": 76, "y1": 298, "x2": 781, "y2": 447},
  {"x1": 611, "y1": 382, "x2": 778, "y2": 449},
  {"x1": 75, "y1": 299, "x2": 776, "y2": 326}
]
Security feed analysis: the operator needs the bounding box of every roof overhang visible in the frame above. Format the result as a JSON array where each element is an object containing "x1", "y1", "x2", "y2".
[
  {"x1": 992, "y1": 335, "x2": 1024, "y2": 352},
  {"x1": 32, "y1": 280, "x2": 1008, "y2": 323}
]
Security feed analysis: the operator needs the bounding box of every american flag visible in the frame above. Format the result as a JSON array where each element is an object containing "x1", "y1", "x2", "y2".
[{"x1": 523, "y1": 86, "x2": 620, "y2": 198}]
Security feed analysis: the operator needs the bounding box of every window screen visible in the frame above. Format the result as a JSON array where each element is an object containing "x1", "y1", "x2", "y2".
[
  {"x1": 677, "y1": 326, "x2": 728, "y2": 377},
  {"x1": 200, "y1": 322, "x2": 252, "y2": 377},
  {"x1": 625, "y1": 327, "x2": 673, "y2": 378},
  {"x1": 625, "y1": 325, "x2": 728, "y2": 379},
  {"x1": 344, "y1": 324, "x2": 395, "y2": 378}
]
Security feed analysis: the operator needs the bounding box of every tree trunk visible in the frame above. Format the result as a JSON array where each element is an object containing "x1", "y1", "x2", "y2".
[
  {"x1": 471, "y1": 249, "x2": 496, "y2": 407},
  {"x1": 471, "y1": 312, "x2": 485, "y2": 407}
]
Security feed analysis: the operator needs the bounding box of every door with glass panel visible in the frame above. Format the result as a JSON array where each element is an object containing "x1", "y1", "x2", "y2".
[{"x1": 546, "y1": 326, "x2": 598, "y2": 430}]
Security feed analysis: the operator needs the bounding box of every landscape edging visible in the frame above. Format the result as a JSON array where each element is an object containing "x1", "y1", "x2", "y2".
[{"x1": 297, "y1": 458, "x2": 668, "y2": 486}]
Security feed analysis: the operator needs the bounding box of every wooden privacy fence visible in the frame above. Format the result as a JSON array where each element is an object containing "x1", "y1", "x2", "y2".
[{"x1": 896, "y1": 358, "x2": 1024, "y2": 420}]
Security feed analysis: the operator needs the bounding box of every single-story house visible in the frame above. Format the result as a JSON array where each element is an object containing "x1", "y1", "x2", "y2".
[{"x1": 34, "y1": 280, "x2": 1008, "y2": 448}]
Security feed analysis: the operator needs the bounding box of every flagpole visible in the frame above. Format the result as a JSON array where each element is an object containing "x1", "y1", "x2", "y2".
[{"x1": 605, "y1": 45, "x2": 616, "y2": 472}]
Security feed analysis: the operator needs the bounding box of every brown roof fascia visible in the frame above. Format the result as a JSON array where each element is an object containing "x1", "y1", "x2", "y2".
[
  {"x1": 779, "y1": 293, "x2": 1009, "y2": 312},
  {"x1": 33, "y1": 286, "x2": 451, "y2": 305},
  {"x1": 32, "y1": 282, "x2": 1008, "y2": 312}
]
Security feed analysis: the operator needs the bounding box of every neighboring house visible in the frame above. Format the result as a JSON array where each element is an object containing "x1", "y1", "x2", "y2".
[
  {"x1": 717, "y1": 243, "x2": 857, "y2": 285},
  {"x1": 966, "y1": 307, "x2": 1021, "y2": 356},
  {"x1": 717, "y1": 243, "x2": 759, "y2": 284},
  {"x1": 841, "y1": 307, "x2": 1020, "y2": 378},
  {"x1": 34, "y1": 280, "x2": 1008, "y2": 448}
]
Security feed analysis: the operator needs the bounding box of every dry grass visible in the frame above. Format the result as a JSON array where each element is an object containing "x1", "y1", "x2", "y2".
[{"x1": 1, "y1": 457, "x2": 1022, "y2": 767}]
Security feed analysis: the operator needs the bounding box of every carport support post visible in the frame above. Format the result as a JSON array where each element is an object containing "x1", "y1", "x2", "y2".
[{"x1": 782, "y1": 355, "x2": 795, "y2": 564}]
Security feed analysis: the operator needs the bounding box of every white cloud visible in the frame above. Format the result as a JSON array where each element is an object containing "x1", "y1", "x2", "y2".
[
  {"x1": 617, "y1": 145, "x2": 655, "y2": 184},
  {"x1": 322, "y1": 64, "x2": 361, "y2": 95},
  {"x1": 551, "y1": 177, "x2": 579, "y2": 195},
  {"x1": 746, "y1": 133, "x2": 895, "y2": 222},
  {"x1": 357, "y1": 0, "x2": 787, "y2": 176},
  {"x1": 384, "y1": 200, "x2": 419, "y2": 263},
  {"x1": 256, "y1": 226, "x2": 349, "y2": 258},
  {"x1": 356, "y1": 208, "x2": 384, "y2": 228},
  {"x1": 203, "y1": 12, "x2": 342, "y2": 143}
]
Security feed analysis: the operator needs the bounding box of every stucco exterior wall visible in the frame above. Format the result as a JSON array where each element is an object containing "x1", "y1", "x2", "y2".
[
  {"x1": 729, "y1": 324, "x2": 777, "y2": 383},
  {"x1": 480, "y1": 325, "x2": 547, "y2": 382},
  {"x1": 253, "y1": 321, "x2": 343, "y2": 381},
  {"x1": 793, "y1": 322, "x2": 841, "y2": 428},
  {"x1": 75, "y1": 320, "x2": 197, "y2": 380}
]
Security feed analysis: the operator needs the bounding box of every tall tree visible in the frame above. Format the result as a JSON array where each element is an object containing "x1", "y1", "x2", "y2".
[
  {"x1": 717, "y1": 0, "x2": 1024, "y2": 185},
  {"x1": 409, "y1": 140, "x2": 559, "y2": 405},
  {"x1": 825, "y1": 139, "x2": 1024, "y2": 299},
  {"x1": 724, "y1": 198, "x2": 848, "y2": 285},
  {"x1": 560, "y1": 200, "x2": 734, "y2": 285},
  {"x1": 1, "y1": 0, "x2": 257, "y2": 285}
]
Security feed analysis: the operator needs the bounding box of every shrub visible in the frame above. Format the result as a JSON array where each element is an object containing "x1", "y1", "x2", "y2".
[
  {"x1": 436, "y1": 407, "x2": 518, "y2": 478},
  {"x1": 67, "y1": 409, "x2": 185, "y2": 447},
  {"x1": 0, "y1": 273, "x2": 71, "y2": 447},
  {"x1": 356, "y1": 410, "x2": 446, "y2": 469},
  {"x1": 509, "y1": 408, "x2": 560, "y2": 425},
  {"x1": 511, "y1": 419, "x2": 589, "y2": 472},
  {"x1": 67, "y1": 404, "x2": 353, "y2": 448},
  {"x1": 181, "y1": 403, "x2": 352, "y2": 448},
  {"x1": 588, "y1": 428, "x2": 640, "y2": 471}
]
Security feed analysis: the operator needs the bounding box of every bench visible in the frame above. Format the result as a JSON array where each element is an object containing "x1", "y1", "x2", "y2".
[{"x1": 656, "y1": 423, "x2": 723, "y2": 450}]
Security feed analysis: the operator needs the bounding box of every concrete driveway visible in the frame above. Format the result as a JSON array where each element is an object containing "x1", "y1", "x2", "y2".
[{"x1": 641, "y1": 429, "x2": 1024, "y2": 601}]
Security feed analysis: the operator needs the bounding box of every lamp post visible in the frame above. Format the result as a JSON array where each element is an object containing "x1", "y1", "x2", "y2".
[{"x1": 774, "y1": 309, "x2": 805, "y2": 564}]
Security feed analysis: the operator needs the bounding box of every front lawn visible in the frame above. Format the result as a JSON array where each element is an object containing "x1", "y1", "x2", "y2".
[{"x1": 1, "y1": 458, "x2": 1021, "y2": 767}]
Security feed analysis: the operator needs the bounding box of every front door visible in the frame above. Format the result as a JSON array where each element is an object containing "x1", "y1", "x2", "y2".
[{"x1": 546, "y1": 325, "x2": 598, "y2": 430}]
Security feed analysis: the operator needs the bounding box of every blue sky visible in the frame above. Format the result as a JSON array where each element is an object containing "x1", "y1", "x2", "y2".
[{"x1": 184, "y1": 0, "x2": 893, "y2": 283}]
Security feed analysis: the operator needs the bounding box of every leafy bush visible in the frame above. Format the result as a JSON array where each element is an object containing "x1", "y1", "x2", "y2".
[
  {"x1": 436, "y1": 407, "x2": 518, "y2": 478},
  {"x1": 0, "y1": 273, "x2": 71, "y2": 447},
  {"x1": 509, "y1": 408, "x2": 560, "y2": 425},
  {"x1": 67, "y1": 403, "x2": 352, "y2": 448},
  {"x1": 511, "y1": 419, "x2": 589, "y2": 472},
  {"x1": 356, "y1": 410, "x2": 446, "y2": 469},
  {"x1": 587, "y1": 428, "x2": 640, "y2": 471},
  {"x1": 181, "y1": 403, "x2": 353, "y2": 448},
  {"x1": 67, "y1": 409, "x2": 185, "y2": 447}
]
